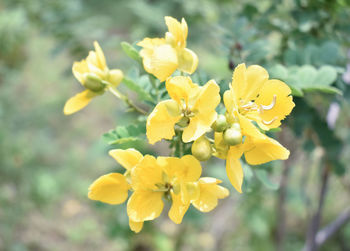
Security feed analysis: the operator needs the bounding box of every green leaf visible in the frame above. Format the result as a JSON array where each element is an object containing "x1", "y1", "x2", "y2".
[
  {"x1": 303, "y1": 86, "x2": 342, "y2": 95},
  {"x1": 255, "y1": 169, "x2": 279, "y2": 190},
  {"x1": 122, "y1": 77, "x2": 154, "y2": 102},
  {"x1": 121, "y1": 42, "x2": 142, "y2": 63},
  {"x1": 116, "y1": 126, "x2": 129, "y2": 137},
  {"x1": 103, "y1": 121, "x2": 146, "y2": 145},
  {"x1": 298, "y1": 65, "x2": 317, "y2": 86},
  {"x1": 109, "y1": 137, "x2": 141, "y2": 145},
  {"x1": 318, "y1": 41, "x2": 339, "y2": 65},
  {"x1": 290, "y1": 86, "x2": 304, "y2": 97},
  {"x1": 312, "y1": 66, "x2": 337, "y2": 86},
  {"x1": 268, "y1": 64, "x2": 288, "y2": 80}
]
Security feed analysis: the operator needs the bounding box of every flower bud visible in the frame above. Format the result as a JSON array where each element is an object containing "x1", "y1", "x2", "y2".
[
  {"x1": 191, "y1": 136, "x2": 212, "y2": 161},
  {"x1": 84, "y1": 73, "x2": 105, "y2": 92},
  {"x1": 177, "y1": 116, "x2": 190, "y2": 127},
  {"x1": 108, "y1": 69, "x2": 123, "y2": 87},
  {"x1": 223, "y1": 124, "x2": 242, "y2": 146},
  {"x1": 212, "y1": 114, "x2": 227, "y2": 132}
]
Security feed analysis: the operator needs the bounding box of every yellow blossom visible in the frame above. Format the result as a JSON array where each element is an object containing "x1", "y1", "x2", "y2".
[
  {"x1": 214, "y1": 116, "x2": 290, "y2": 193},
  {"x1": 147, "y1": 76, "x2": 220, "y2": 144},
  {"x1": 192, "y1": 177, "x2": 229, "y2": 212},
  {"x1": 127, "y1": 154, "x2": 202, "y2": 225},
  {"x1": 137, "y1": 16, "x2": 198, "y2": 82},
  {"x1": 212, "y1": 64, "x2": 294, "y2": 193},
  {"x1": 64, "y1": 41, "x2": 123, "y2": 115},
  {"x1": 227, "y1": 63, "x2": 295, "y2": 130},
  {"x1": 88, "y1": 148, "x2": 144, "y2": 232}
]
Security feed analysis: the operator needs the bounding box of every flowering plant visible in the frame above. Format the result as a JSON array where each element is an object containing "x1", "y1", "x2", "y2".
[{"x1": 64, "y1": 16, "x2": 294, "y2": 233}]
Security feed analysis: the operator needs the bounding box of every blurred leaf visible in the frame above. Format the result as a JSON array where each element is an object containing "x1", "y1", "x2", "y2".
[
  {"x1": 255, "y1": 169, "x2": 279, "y2": 190},
  {"x1": 312, "y1": 66, "x2": 337, "y2": 86},
  {"x1": 121, "y1": 41, "x2": 142, "y2": 64},
  {"x1": 122, "y1": 77, "x2": 154, "y2": 102}
]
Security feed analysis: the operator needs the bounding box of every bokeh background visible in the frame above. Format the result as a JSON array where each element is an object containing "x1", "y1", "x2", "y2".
[{"x1": 1, "y1": 0, "x2": 350, "y2": 250}]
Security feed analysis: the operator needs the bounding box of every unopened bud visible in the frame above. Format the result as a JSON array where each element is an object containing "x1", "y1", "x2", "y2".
[
  {"x1": 177, "y1": 116, "x2": 190, "y2": 127},
  {"x1": 84, "y1": 73, "x2": 105, "y2": 92},
  {"x1": 212, "y1": 114, "x2": 227, "y2": 132},
  {"x1": 191, "y1": 136, "x2": 212, "y2": 161},
  {"x1": 108, "y1": 69, "x2": 123, "y2": 87},
  {"x1": 223, "y1": 124, "x2": 242, "y2": 146}
]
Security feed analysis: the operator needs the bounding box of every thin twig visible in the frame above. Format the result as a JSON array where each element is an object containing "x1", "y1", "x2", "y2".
[
  {"x1": 315, "y1": 207, "x2": 350, "y2": 246},
  {"x1": 303, "y1": 162, "x2": 331, "y2": 251},
  {"x1": 108, "y1": 87, "x2": 147, "y2": 115},
  {"x1": 276, "y1": 159, "x2": 291, "y2": 251},
  {"x1": 275, "y1": 128, "x2": 295, "y2": 251}
]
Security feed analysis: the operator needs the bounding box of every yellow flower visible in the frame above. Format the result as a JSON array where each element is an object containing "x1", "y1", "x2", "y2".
[
  {"x1": 192, "y1": 177, "x2": 229, "y2": 212},
  {"x1": 147, "y1": 76, "x2": 220, "y2": 144},
  {"x1": 212, "y1": 63, "x2": 294, "y2": 193},
  {"x1": 137, "y1": 16, "x2": 198, "y2": 82},
  {"x1": 227, "y1": 63, "x2": 295, "y2": 130},
  {"x1": 214, "y1": 116, "x2": 290, "y2": 193},
  {"x1": 88, "y1": 148, "x2": 144, "y2": 232},
  {"x1": 127, "y1": 154, "x2": 202, "y2": 225},
  {"x1": 64, "y1": 41, "x2": 123, "y2": 115}
]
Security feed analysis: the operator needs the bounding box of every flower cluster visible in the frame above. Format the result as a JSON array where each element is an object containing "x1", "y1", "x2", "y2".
[
  {"x1": 64, "y1": 16, "x2": 295, "y2": 232},
  {"x1": 88, "y1": 149, "x2": 228, "y2": 233}
]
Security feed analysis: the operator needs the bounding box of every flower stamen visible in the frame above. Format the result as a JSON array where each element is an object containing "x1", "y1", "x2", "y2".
[
  {"x1": 260, "y1": 95, "x2": 277, "y2": 113},
  {"x1": 262, "y1": 116, "x2": 278, "y2": 125}
]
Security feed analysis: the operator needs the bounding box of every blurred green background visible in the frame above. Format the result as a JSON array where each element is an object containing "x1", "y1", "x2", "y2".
[{"x1": 1, "y1": 0, "x2": 350, "y2": 250}]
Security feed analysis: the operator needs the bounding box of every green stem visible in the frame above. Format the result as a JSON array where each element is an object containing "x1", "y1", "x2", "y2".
[
  {"x1": 108, "y1": 87, "x2": 147, "y2": 115},
  {"x1": 149, "y1": 75, "x2": 160, "y2": 102}
]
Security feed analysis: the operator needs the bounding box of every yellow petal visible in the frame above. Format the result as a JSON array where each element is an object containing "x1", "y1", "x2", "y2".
[
  {"x1": 93, "y1": 41, "x2": 107, "y2": 70},
  {"x1": 165, "y1": 76, "x2": 200, "y2": 105},
  {"x1": 72, "y1": 60, "x2": 89, "y2": 85},
  {"x1": 168, "y1": 191, "x2": 190, "y2": 224},
  {"x1": 180, "y1": 182, "x2": 200, "y2": 205},
  {"x1": 146, "y1": 100, "x2": 181, "y2": 144},
  {"x1": 226, "y1": 149, "x2": 244, "y2": 193},
  {"x1": 86, "y1": 51, "x2": 106, "y2": 78},
  {"x1": 108, "y1": 149, "x2": 143, "y2": 170},
  {"x1": 157, "y1": 155, "x2": 202, "y2": 182},
  {"x1": 88, "y1": 173, "x2": 129, "y2": 204},
  {"x1": 165, "y1": 16, "x2": 187, "y2": 48},
  {"x1": 131, "y1": 155, "x2": 163, "y2": 190},
  {"x1": 232, "y1": 63, "x2": 269, "y2": 103},
  {"x1": 182, "y1": 115, "x2": 215, "y2": 143},
  {"x1": 238, "y1": 115, "x2": 290, "y2": 164},
  {"x1": 193, "y1": 80, "x2": 221, "y2": 114},
  {"x1": 108, "y1": 69, "x2": 123, "y2": 87},
  {"x1": 180, "y1": 155, "x2": 202, "y2": 181},
  {"x1": 244, "y1": 134, "x2": 290, "y2": 165},
  {"x1": 254, "y1": 79, "x2": 295, "y2": 129},
  {"x1": 192, "y1": 177, "x2": 229, "y2": 212},
  {"x1": 137, "y1": 37, "x2": 166, "y2": 49},
  {"x1": 140, "y1": 43, "x2": 178, "y2": 82},
  {"x1": 63, "y1": 90, "x2": 98, "y2": 115},
  {"x1": 178, "y1": 48, "x2": 198, "y2": 74},
  {"x1": 129, "y1": 219, "x2": 144, "y2": 233},
  {"x1": 223, "y1": 88, "x2": 239, "y2": 116},
  {"x1": 239, "y1": 114, "x2": 264, "y2": 139},
  {"x1": 213, "y1": 132, "x2": 229, "y2": 159},
  {"x1": 127, "y1": 190, "x2": 164, "y2": 222},
  {"x1": 163, "y1": 155, "x2": 202, "y2": 182}
]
